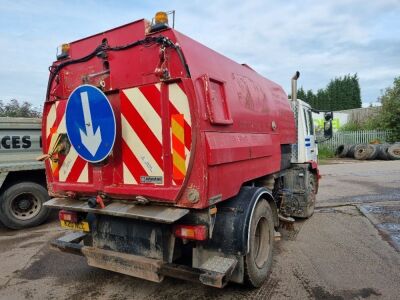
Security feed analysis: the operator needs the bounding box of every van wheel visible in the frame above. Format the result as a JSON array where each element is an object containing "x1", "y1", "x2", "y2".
[
  {"x1": 0, "y1": 182, "x2": 50, "y2": 229},
  {"x1": 244, "y1": 200, "x2": 274, "y2": 288}
]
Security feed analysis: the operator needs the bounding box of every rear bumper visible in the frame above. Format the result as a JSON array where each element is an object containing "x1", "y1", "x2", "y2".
[
  {"x1": 45, "y1": 197, "x2": 189, "y2": 223},
  {"x1": 51, "y1": 232, "x2": 237, "y2": 288}
]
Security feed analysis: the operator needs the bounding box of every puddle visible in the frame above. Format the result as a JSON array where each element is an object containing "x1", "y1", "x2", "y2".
[
  {"x1": 359, "y1": 204, "x2": 400, "y2": 252},
  {"x1": 360, "y1": 205, "x2": 400, "y2": 220},
  {"x1": 376, "y1": 223, "x2": 400, "y2": 250}
]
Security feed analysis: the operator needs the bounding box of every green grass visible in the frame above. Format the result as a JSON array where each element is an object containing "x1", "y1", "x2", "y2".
[{"x1": 318, "y1": 146, "x2": 336, "y2": 160}]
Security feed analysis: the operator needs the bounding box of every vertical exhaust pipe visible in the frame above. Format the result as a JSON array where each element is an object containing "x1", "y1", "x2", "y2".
[{"x1": 291, "y1": 71, "x2": 300, "y2": 101}]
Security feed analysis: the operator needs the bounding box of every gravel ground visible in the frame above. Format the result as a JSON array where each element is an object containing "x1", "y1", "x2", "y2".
[{"x1": 0, "y1": 160, "x2": 399, "y2": 299}]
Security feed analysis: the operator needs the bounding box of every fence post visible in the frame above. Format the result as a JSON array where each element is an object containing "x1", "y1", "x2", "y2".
[{"x1": 319, "y1": 130, "x2": 392, "y2": 151}]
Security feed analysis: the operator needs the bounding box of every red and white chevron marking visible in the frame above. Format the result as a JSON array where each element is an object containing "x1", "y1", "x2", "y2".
[
  {"x1": 121, "y1": 82, "x2": 192, "y2": 185},
  {"x1": 45, "y1": 101, "x2": 89, "y2": 183},
  {"x1": 168, "y1": 83, "x2": 192, "y2": 186}
]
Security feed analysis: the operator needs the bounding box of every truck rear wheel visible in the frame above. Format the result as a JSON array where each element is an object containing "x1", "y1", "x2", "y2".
[
  {"x1": 0, "y1": 182, "x2": 50, "y2": 229},
  {"x1": 244, "y1": 200, "x2": 274, "y2": 288}
]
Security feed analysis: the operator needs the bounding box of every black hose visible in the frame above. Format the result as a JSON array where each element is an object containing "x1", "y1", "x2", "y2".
[{"x1": 46, "y1": 36, "x2": 190, "y2": 100}]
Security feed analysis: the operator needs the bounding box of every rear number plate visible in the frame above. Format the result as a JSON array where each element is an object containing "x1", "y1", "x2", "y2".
[{"x1": 60, "y1": 220, "x2": 90, "y2": 232}]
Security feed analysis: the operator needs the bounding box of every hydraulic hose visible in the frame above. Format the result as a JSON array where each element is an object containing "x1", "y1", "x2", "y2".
[{"x1": 46, "y1": 36, "x2": 190, "y2": 100}]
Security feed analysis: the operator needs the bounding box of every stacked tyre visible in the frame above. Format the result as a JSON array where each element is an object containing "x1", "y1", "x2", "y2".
[{"x1": 336, "y1": 143, "x2": 400, "y2": 160}]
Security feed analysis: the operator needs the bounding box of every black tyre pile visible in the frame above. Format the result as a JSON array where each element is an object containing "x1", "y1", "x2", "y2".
[{"x1": 336, "y1": 143, "x2": 400, "y2": 160}]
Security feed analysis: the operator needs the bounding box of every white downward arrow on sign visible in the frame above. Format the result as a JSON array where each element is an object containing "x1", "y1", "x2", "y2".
[{"x1": 79, "y1": 91, "x2": 102, "y2": 156}]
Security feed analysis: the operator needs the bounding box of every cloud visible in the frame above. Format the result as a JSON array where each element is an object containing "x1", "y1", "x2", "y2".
[{"x1": 0, "y1": 0, "x2": 399, "y2": 106}]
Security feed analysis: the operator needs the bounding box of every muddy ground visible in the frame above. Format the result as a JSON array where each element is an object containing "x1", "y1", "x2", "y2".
[{"x1": 0, "y1": 160, "x2": 399, "y2": 299}]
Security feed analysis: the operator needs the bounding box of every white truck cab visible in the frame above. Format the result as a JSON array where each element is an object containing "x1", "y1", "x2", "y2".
[
  {"x1": 295, "y1": 100, "x2": 318, "y2": 162},
  {"x1": 290, "y1": 72, "x2": 333, "y2": 164}
]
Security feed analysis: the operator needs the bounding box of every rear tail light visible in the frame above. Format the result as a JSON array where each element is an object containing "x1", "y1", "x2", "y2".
[
  {"x1": 59, "y1": 210, "x2": 78, "y2": 223},
  {"x1": 173, "y1": 225, "x2": 208, "y2": 241}
]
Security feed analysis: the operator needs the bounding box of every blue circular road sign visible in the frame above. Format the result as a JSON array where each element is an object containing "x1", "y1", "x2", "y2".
[{"x1": 66, "y1": 85, "x2": 116, "y2": 163}]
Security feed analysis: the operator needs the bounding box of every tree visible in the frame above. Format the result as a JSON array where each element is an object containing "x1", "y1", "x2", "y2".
[
  {"x1": 306, "y1": 89, "x2": 316, "y2": 107},
  {"x1": 378, "y1": 76, "x2": 400, "y2": 142},
  {"x1": 296, "y1": 74, "x2": 362, "y2": 111},
  {"x1": 324, "y1": 74, "x2": 361, "y2": 111},
  {"x1": 0, "y1": 99, "x2": 41, "y2": 118},
  {"x1": 297, "y1": 86, "x2": 307, "y2": 101}
]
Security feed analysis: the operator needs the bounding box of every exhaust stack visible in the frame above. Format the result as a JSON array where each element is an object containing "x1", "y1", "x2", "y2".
[{"x1": 291, "y1": 71, "x2": 300, "y2": 101}]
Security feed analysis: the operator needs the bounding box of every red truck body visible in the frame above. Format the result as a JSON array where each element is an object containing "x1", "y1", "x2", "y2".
[
  {"x1": 43, "y1": 15, "x2": 327, "y2": 288},
  {"x1": 43, "y1": 19, "x2": 295, "y2": 209}
]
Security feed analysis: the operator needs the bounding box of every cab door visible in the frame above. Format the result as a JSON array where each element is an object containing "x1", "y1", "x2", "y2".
[{"x1": 303, "y1": 106, "x2": 318, "y2": 162}]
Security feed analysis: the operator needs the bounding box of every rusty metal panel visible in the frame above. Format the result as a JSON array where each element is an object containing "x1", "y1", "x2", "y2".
[
  {"x1": 44, "y1": 197, "x2": 189, "y2": 223},
  {"x1": 82, "y1": 246, "x2": 164, "y2": 282}
]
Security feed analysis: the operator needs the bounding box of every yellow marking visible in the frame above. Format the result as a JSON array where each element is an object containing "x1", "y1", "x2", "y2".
[
  {"x1": 169, "y1": 84, "x2": 192, "y2": 169},
  {"x1": 173, "y1": 151, "x2": 186, "y2": 175},
  {"x1": 171, "y1": 118, "x2": 184, "y2": 144},
  {"x1": 50, "y1": 160, "x2": 58, "y2": 172}
]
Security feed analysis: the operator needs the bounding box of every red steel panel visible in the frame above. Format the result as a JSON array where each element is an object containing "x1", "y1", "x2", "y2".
[{"x1": 43, "y1": 18, "x2": 296, "y2": 209}]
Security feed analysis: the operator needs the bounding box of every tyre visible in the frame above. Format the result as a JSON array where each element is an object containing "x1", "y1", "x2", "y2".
[
  {"x1": 388, "y1": 144, "x2": 400, "y2": 160},
  {"x1": 0, "y1": 182, "x2": 50, "y2": 229},
  {"x1": 347, "y1": 144, "x2": 356, "y2": 158},
  {"x1": 377, "y1": 144, "x2": 390, "y2": 160},
  {"x1": 354, "y1": 144, "x2": 370, "y2": 160},
  {"x1": 244, "y1": 200, "x2": 274, "y2": 288},
  {"x1": 367, "y1": 144, "x2": 379, "y2": 160},
  {"x1": 304, "y1": 173, "x2": 317, "y2": 218},
  {"x1": 336, "y1": 144, "x2": 349, "y2": 158}
]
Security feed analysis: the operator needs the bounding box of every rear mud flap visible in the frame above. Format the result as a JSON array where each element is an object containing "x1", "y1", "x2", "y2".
[
  {"x1": 82, "y1": 246, "x2": 164, "y2": 282},
  {"x1": 198, "y1": 256, "x2": 237, "y2": 287}
]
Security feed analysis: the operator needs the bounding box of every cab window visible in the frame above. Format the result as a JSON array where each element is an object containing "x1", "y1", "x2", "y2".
[{"x1": 307, "y1": 110, "x2": 314, "y2": 135}]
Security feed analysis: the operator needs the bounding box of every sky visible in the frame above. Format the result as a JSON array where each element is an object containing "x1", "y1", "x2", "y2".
[{"x1": 0, "y1": 0, "x2": 399, "y2": 109}]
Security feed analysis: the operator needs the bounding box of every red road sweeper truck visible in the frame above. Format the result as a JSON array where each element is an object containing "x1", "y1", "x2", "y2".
[{"x1": 42, "y1": 12, "x2": 332, "y2": 288}]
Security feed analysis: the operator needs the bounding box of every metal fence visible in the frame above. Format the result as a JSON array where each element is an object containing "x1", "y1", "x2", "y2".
[{"x1": 319, "y1": 130, "x2": 391, "y2": 151}]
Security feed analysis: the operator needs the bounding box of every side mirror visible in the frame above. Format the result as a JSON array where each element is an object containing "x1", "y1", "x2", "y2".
[
  {"x1": 323, "y1": 112, "x2": 333, "y2": 139},
  {"x1": 324, "y1": 112, "x2": 333, "y2": 121},
  {"x1": 324, "y1": 119, "x2": 333, "y2": 138},
  {"x1": 316, "y1": 112, "x2": 333, "y2": 143}
]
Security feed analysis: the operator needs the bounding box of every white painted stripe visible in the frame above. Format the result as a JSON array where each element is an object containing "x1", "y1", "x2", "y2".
[
  {"x1": 154, "y1": 83, "x2": 161, "y2": 91},
  {"x1": 77, "y1": 163, "x2": 88, "y2": 183},
  {"x1": 169, "y1": 83, "x2": 192, "y2": 126},
  {"x1": 59, "y1": 146, "x2": 79, "y2": 182},
  {"x1": 48, "y1": 115, "x2": 66, "y2": 153},
  {"x1": 121, "y1": 115, "x2": 163, "y2": 178},
  {"x1": 57, "y1": 114, "x2": 66, "y2": 133},
  {"x1": 123, "y1": 162, "x2": 138, "y2": 184},
  {"x1": 185, "y1": 147, "x2": 191, "y2": 168},
  {"x1": 168, "y1": 86, "x2": 191, "y2": 180},
  {"x1": 46, "y1": 104, "x2": 57, "y2": 140},
  {"x1": 48, "y1": 134, "x2": 59, "y2": 154},
  {"x1": 123, "y1": 88, "x2": 162, "y2": 143}
]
